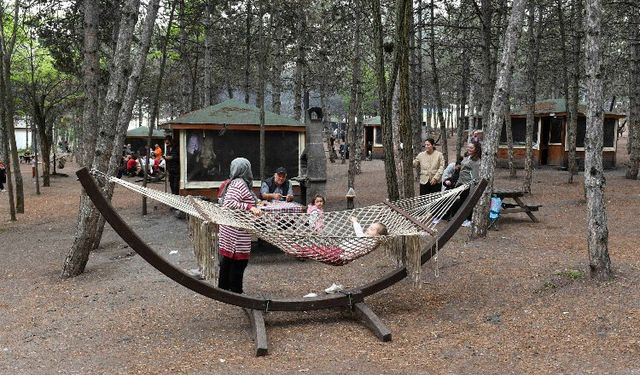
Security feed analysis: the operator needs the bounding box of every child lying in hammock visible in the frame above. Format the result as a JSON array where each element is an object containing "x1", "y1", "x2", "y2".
[{"x1": 292, "y1": 216, "x2": 388, "y2": 266}]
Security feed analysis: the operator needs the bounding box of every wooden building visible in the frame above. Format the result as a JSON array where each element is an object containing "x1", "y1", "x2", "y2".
[
  {"x1": 160, "y1": 99, "x2": 305, "y2": 198},
  {"x1": 498, "y1": 99, "x2": 625, "y2": 169},
  {"x1": 363, "y1": 116, "x2": 384, "y2": 159}
]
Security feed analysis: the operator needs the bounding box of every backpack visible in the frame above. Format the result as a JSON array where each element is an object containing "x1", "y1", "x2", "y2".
[
  {"x1": 217, "y1": 179, "x2": 231, "y2": 204},
  {"x1": 489, "y1": 196, "x2": 503, "y2": 221}
]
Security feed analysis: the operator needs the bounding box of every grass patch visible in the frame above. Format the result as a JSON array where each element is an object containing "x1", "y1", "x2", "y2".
[{"x1": 556, "y1": 269, "x2": 585, "y2": 280}]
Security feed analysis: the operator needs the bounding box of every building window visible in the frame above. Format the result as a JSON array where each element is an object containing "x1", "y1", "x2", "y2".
[
  {"x1": 574, "y1": 117, "x2": 616, "y2": 149},
  {"x1": 500, "y1": 117, "x2": 538, "y2": 145},
  {"x1": 603, "y1": 118, "x2": 616, "y2": 147}
]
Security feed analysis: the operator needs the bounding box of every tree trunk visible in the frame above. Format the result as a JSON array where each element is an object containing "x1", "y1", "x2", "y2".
[
  {"x1": 0, "y1": 0, "x2": 24, "y2": 214},
  {"x1": 472, "y1": 0, "x2": 525, "y2": 237},
  {"x1": 62, "y1": 0, "x2": 148, "y2": 278},
  {"x1": 150, "y1": 0, "x2": 175, "y2": 128},
  {"x1": 567, "y1": 0, "x2": 583, "y2": 183},
  {"x1": 505, "y1": 107, "x2": 516, "y2": 177},
  {"x1": 626, "y1": 7, "x2": 640, "y2": 179},
  {"x1": 0, "y1": 100, "x2": 16, "y2": 221},
  {"x1": 257, "y1": 0, "x2": 266, "y2": 180},
  {"x1": 270, "y1": 21, "x2": 284, "y2": 115},
  {"x1": 243, "y1": 0, "x2": 252, "y2": 104},
  {"x1": 523, "y1": 2, "x2": 540, "y2": 194},
  {"x1": 78, "y1": 0, "x2": 100, "y2": 169},
  {"x1": 293, "y1": 8, "x2": 306, "y2": 121},
  {"x1": 457, "y1": 55, "x2": 470, "y2": 159},
  {"x1": 398, "y1": 0, "x2": 414, "y2": 198},
  {"x1": 178, "y1": 0, "x2": 191, "y2": 113},
  {"x1": 479, "y1": 0, "x2": 494, "y2": 134},
  {"x1": 348, "y1": 0, "x2": 363, "y2": 189},
  {"x1": 203, "y1": 0, "x2": 214, "y2": 106},
  {"x1": 371, "y1": 0, "x2": 399, "y2": 201},
  {"x1": 429, "y1": 0, "x2": 448, "y2": 166},
  {"x1": 411, "y1": 0, "x2": 424, "y2": 156},
  {"x1": 583, "y1": 0, "x2": 611, "y2": 280}
]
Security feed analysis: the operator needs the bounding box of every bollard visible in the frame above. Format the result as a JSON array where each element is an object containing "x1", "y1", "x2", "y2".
[{"x1": 346, "y1": 187, "x2": 356, "y2": 209}]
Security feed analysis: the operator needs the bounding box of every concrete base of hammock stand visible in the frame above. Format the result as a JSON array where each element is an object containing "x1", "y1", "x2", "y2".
[
  {"x1": 243, "y1": 309, "x2": 268, "y2": 356},
  {"x1": 352, "y1": 302, "x2": 392, "y2": 341}
]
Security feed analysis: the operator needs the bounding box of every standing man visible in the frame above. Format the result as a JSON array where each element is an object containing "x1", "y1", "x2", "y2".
[
  {"x1": 260, "y1": 167, "x2": 294, "y2": 202},
  {"x1": 164, "y1": 135, "x2": 180, "y2": 195},
  {"x1": 413, "y1": 138, "x2": 445, "y2": 196}
]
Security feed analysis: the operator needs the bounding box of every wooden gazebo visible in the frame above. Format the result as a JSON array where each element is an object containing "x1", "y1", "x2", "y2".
[{"x1": 161, "y1": 99, "x2": 305, "y2": 198}]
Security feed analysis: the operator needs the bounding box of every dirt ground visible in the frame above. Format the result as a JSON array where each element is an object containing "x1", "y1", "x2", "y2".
[{"x1": 1, "y1": 135, "x2": 639, "y2": 374}]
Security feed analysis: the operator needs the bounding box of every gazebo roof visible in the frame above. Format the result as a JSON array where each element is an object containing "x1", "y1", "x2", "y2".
[
  {"x1": 161, "y1": 99, "x2": 304, "y2": 128},
  {"x1": 126, "y1": 126, "x2": 165, "y2": 138},
  {"x1": 364, "y1": 116, "x2": 381, "y2": 126}
]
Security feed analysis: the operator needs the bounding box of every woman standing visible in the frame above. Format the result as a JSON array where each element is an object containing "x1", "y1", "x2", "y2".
[
  {"x1": 446, "y1": 141, "x2": 482, "y2": 226},
  {"x1": 413, "y1": 138, "x2": 445, "y2": 195},
  {"x1": 218, "y1": 157, "x2": 262, "y2": 293}
]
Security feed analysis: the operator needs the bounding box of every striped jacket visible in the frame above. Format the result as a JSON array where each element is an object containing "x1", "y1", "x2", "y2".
[{"x1": 218, "y1": 178, "x2": 255, "y2": 260}]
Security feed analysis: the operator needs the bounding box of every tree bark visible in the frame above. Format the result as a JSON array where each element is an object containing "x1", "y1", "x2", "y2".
[
  {"x1": 457, "y1": 55, "x2": 470, "y2": 159},
  {"x1": 270, "y1": 18, "x2": 284, "y2": 115},
  {"x1": 479, "y1": 0, "x2": 494, "y2": 135},
  {"x1": 178, "y1": 0, "x2": 191, "y2": 113},
  {"x1": 505, "y1": 106, "x2": 516, "y2": 177},
  {"x1": 257, "y1": 0, "x2": 266, "y2": 181},
  {"x1": 243, "y1": 0, "x2": 252, "y2": 104},
  {"x1": 63, "y1": 0, "x2": 150, "y2": 278},
  {"x1": 150, "y1": 1, "x2": 175, "y2": 128},
  {"x1": 472, "y1": 0, "x2": 526, "y2": 237},
  {"x1": 370, "y1": 0, "x2": 399, "y2": 201},
  {"x1": 567, "y1": 0, "x2": 583, "y2": 183},
  {"x1": 429, "y1": 0, "x2": 448, "y2": 166},
  {"x1": 398, "y1": 0, "x2": 414, "y2": 198},
  {"x1": 411, "y1": 0, "x2": 424, "y2": 156},
  {"x1": 523, "y1": 2, "x2": 541, "y2": 194},
  {"x1": 626, "y1": 7, "x2": 640, "y2": 179},
  {"x1": 0, "y1": 0, "x2": 24, "y2": 214},
  {"x1": 583, "y1": 0, "x2": 611, "y2": 280},
  {"x1": 348, "y1": 0, "x2": 363, "y2": 189},
  {"x1": 293, "y1": 8, "x2": 306, "y2": 121},
  {"x1": 203, "y1": 0, "x2": 214, "y2": 107}
]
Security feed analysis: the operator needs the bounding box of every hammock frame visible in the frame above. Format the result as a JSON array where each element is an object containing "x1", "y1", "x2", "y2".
[{"x1": 76, "y1": 167, "x2": 487, "y2": 356}]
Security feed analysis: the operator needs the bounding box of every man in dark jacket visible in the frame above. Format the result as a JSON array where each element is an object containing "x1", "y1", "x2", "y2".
[
  {"x1": 260, "y1": 167, "x2": 293, "y2": 202},
  {"x1": 164, "y1": 135, "x2": 180, "y2": 195}
]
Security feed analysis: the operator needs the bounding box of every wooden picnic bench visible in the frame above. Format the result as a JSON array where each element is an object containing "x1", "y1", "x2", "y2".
[{"x1": 492, "y1": 189, "x2": 541, "y2": 223}]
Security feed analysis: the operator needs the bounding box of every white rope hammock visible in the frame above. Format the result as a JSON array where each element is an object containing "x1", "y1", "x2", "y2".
[{"x1": 92, "y1": 170, "x2": 468, "y2": 279}]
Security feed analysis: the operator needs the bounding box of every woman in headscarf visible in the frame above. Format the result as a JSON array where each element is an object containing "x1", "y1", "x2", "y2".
[{"x1": 217, "y1": 157, "x2": 262, "y2": 293}]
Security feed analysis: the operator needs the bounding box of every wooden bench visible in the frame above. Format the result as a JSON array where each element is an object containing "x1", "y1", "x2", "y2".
[{"x1": 493, "y1": 190, "x2": 542, "y2": 223}]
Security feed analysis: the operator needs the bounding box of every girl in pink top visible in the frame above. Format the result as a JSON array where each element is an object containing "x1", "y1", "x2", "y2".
[{"x1": 307, "y1": 194, "x2": 325, "y2": 231}]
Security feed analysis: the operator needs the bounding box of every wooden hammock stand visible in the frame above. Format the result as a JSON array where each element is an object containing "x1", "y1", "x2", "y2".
[{"x1": 77, "y1": 168, "x2": 487, "y2": 356}]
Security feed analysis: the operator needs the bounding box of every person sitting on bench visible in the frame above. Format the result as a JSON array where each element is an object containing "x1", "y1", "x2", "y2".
[{"x1": 260, "y1": 167, "x2": 294, "y2": 202}]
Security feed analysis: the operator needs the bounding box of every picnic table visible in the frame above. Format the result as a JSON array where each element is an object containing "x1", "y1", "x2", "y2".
[
  {"x1": 492, "y1": 189, "x2": 541, "y2": 223},
  {"x1": 259, "y1": 200, "x2": 305, "y2": 214}
]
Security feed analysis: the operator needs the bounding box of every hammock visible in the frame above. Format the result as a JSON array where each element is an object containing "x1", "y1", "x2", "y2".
[{"x1": 92, "y1": 170, "x2": 468, "y2": 275}]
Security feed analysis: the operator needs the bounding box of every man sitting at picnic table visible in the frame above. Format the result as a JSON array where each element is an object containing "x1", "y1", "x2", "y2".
[{"x1": 260, "y1": 167, "x2": 294, "y2": 202}]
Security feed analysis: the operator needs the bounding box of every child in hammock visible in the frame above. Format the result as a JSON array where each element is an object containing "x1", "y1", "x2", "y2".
[
  {"x1": 293, "y1": 216, "x2": 388, "y2": 266},
  {"x1": 307, "y1": 194, "x2": 325, "y2": 231}
]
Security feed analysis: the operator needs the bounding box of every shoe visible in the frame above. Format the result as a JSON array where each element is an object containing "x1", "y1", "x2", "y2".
[
  {"x1": 462, "y1": 220, "x2": 472, "y2": 227},
  {"x1": 432, "y1": 218, "x2": 441, "y2": 225},
  {"x1": 324, "y1": 283, "x2": 344, "y2": 294}
]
